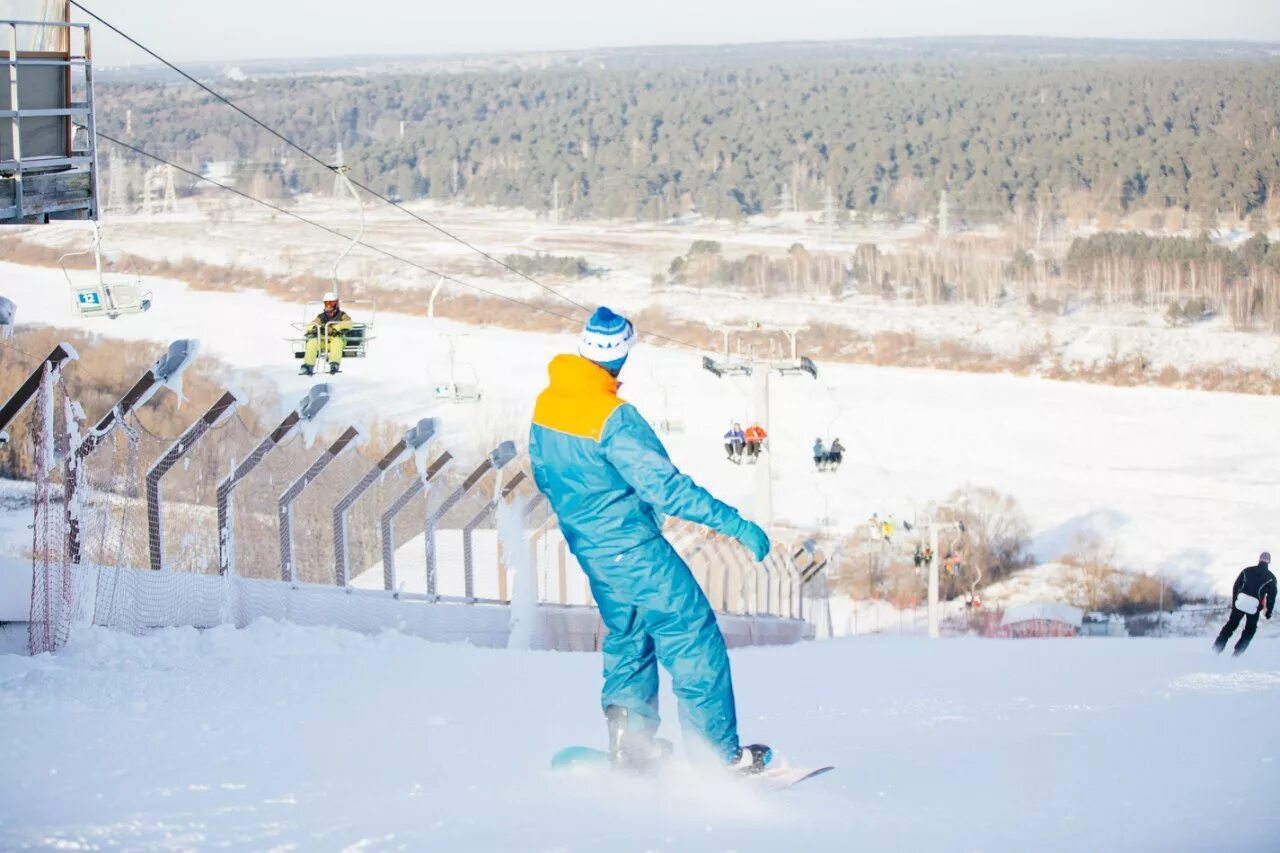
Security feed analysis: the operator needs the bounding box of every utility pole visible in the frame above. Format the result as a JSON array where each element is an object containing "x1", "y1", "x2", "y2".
[
  {"x1": 704, "y1": 324, "x2": 817, "y2": 528},
  {"x1": 938, "y1": 189, "x2": 950, "y2": 243},
  {"x1": 752, "y1": 367, "x2": 772, "y2": 525},
  {"x1": 823, "y1": 185, "x2": 836, "y2": 242},
  {"x1": 927, "y1": 521, "x2": 962, "y2": 639},
  {"x1": 332, "y1": 143, "x2": 346, "y2": 198}
]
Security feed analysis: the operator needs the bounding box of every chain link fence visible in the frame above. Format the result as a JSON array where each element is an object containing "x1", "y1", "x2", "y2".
[{"x1": 3, "y1": 339, "x2": 826, "y2": 654}]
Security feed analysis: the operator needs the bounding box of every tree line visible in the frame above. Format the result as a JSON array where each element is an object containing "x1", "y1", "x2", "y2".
[{"x1": 99, "y1": 54, "x2": 1280, "y2": 222}]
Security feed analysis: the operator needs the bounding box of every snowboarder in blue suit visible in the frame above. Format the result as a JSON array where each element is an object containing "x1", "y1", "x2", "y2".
[{"x1": 529, "y1": 307, "x2": 774, "y2": 774}]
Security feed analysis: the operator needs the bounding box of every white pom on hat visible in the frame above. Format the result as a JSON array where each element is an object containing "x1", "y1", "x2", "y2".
[{"x1": 579, "y1": 306, "x2": 636, "y2": 367}]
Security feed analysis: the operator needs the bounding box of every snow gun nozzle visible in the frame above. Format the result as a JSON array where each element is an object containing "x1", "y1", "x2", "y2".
[
  {"x1": 404, "y1": 417, "x2": 437, "y2": 451},
  {"x1": 152, "y1": 339, "x2": 198, "y2": 384},
  {"x1": 0, "y1": 296, "x2": 15, "y2": 331},
  {"x1": 489, "y1": 440, "x2": 518, "y2": 469},
  {"x1": 298, "y1": 384, "x2": 332, "y2": 421}
]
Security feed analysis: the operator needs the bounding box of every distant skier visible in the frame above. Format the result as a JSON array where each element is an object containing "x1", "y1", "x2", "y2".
[
  {"x1": 301, "y1": 292, "x2": 353, "y2": 376},
  {"x1": 812, "y1": 437, "x2": 826, "y2": 470},
  {"x1": 1213, "y1": 552, "x2": 1275, "y2": 657},
  {"x1": 723, "y1": 423, "x2": 746, "y2": 462},
  {"x1": 827, "y1": 438, "x2": 845, "y2": 470},
  {"x1": 529, "y1": 307, "x2": 774, "y2": 773},
  {"x1": 744, "y1": 423, "x2": 767, "y2": 460}
]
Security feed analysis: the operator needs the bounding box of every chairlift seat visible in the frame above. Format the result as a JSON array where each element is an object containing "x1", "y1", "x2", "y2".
[
  {"x1": 702, "y1": 356, "x2": 753, "y2": 378},
  {"x1": 774, "y1": 355, "x2": 818, "y2": 380},
  {"x1": 290, "y1": 320, "x2": 373, "y2": 361},
  {"x1": 433, "y1": 382, "x2": 482, "y2": 402},
  {"x1": 73, "y1": 280, "x2": 152, "y2": 319},
  {"x1": 651, "y1": 418, "x2": 685, "y2": 435}
]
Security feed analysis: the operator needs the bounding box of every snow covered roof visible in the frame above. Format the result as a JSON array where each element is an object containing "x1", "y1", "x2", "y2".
[{"x1": 1001, "y1": 602, "x2": 1084, "y2": 629}]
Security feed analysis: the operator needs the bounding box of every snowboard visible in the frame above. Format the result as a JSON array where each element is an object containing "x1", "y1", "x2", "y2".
[{"x1": 550, "y1": 746, "x2": 834, "y2": 792}]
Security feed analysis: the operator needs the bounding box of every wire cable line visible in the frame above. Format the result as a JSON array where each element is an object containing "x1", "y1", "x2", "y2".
[{"x1": 71, "y1": 0, "x2": 592, "y2": 314}]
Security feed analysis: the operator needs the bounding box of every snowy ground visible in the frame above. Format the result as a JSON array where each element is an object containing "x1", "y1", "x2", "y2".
[
  {"x1": 1, "y1": 621, "x2": 1278, "y2": 851},
  {"x1": 11, "y1": 204, "x2": 1280, "y2": 376},
  {"x1": 3, "y1": 260, "x2": 1278, "y2": 597}
]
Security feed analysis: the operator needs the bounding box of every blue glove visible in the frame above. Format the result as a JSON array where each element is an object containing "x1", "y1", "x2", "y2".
[{"x1": 732, "y1": 518, "x2": 771, "y2": 562}]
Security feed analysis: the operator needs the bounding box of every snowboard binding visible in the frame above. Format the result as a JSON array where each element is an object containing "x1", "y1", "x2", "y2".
[{"x1": 605, "y1": 705, "x2": 672, "y2": 772}]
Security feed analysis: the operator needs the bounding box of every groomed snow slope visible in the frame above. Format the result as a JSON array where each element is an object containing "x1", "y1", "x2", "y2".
[
  {"x1": 4, "y1": 261, "x2": 1277, "y2": 596},
  {"x1": 1, "y1": 622, "x2": 1277, "y2": 851}
]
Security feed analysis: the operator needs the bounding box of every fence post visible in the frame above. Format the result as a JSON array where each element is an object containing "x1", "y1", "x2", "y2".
[
  {"x1": 556, "y1": 538, "x2": 568, "y2": 604},
  {"x1": 379, "y1": 450, "x2": 452, "y2": 592},
  {"x1": 763, "y1": 548, "x2": 784, "y2": 616},
  {"x1": 332, "y1": 417, "x2": 436, "y2": 587},
  {"x1": 27, "y1": 362, "x2": 75, "y2": 655},
  {"x1": 146, "y1": 390, "x2": 241, "y2": 571},
  {"x1": 217, "y1": 384, "x2": 331, "y2": 576},
  {"x1": 278, "y1": 426, "x2": 359, "y2": 583},
  {"x1": 0, "y1": 344, "x2": 77, "y2": 435},
  {"x1": 461, "y1": 470, "x2": 526, "y2": 600},
  {"x1": 424, "y1": 441, "x2": 516, "y2": 599},
  {"x1": 69, "y1": 339, "x2": 196, "y2": 564}
]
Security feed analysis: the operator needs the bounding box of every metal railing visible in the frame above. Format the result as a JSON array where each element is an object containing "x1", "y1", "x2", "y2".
[
  {"x1": 2, "y1": 17, "x2": 97, "y2": 222},
  {"x1": 3, "y1": 344, "x2": 829, "y2": 644}
]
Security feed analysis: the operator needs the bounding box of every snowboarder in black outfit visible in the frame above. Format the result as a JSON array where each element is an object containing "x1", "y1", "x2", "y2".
[{"x1": 1213, "y1": 552, "x2": 1275, "y2": 657}]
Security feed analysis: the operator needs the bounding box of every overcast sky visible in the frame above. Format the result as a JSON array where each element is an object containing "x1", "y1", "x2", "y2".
[{"x1": 64, "y1": 0, "x2": 1280, "y2": 65}]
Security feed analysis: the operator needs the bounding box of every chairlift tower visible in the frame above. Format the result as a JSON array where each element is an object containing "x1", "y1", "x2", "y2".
[
  {"x1": 2, "y1": 2, "x2": 101, "y2": 223},
  {"x1": 702, "y1": 323, "x2": 818, "y2": 527},
  {"x1": 822, "y1": 186, "x2": 836, "y2": 240},
  {"x1": 924, "y1": 520, "x2": 963, "y2": 639},
  {"x1": 331, "y1": 143, "x2": 345, "y2": 199}
]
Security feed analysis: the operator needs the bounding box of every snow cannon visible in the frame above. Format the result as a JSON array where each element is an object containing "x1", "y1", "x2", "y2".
[
  {"x1": 298, "y1": 383, "x2": 332, "y2": 422},
  {"x1": 490, "y1": 440, "x2": 518, "y2": 469},
  {"x1": 404, "y1": 417, "x2": 438, "y2": 453},
  {"x1": 153, "y1": 339, "x2": 198, "y2": 385}
]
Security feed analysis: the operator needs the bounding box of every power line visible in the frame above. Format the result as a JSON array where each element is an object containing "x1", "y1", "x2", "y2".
[
  {"x1": 96, "y1": 132, "x2": 587, "y2": 330},
  {"x1": 71, "y1": 0, "x2": 592, "y2": 315},
  {"x1": 97, "y1": 135, "x2": 710, "y2": 353}
]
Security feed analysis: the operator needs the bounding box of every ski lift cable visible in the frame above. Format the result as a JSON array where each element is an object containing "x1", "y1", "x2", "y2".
[
  {"x1": 0, "y1": 339, "x2": 39, "y2": 365},
  {"x1": 96, "y1": 133, "x2": 585, "y2": 330},
  {"x1": 70, "y1": 1, "x2": 592, "y2": 315},
  {"x1": 96, "y1": 133, "x2": 709, "y2": 355}
]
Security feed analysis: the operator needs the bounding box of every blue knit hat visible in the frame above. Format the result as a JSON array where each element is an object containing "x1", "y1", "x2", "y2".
[{"x1": 579, "y1": 307, "x2": 635, "y2": 375}]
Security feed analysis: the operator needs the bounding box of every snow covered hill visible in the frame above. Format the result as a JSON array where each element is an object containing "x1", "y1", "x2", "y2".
[
  {"x1": 1, "y1": 621, "x2": 1277, "y2": 851},
  {"x1": 2, "y1": 260, "x2": 1277, "y2": 596}
]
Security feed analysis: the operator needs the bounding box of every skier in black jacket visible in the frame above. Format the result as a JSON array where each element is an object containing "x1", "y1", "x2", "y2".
[{"x1": 1213, "y1": 552, "x2": 1275, "y2": 657}]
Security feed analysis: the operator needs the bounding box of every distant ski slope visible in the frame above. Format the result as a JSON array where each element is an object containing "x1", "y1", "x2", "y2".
[{"x1": 3, "y1": 261, "x2": 1278, "y2": 594}]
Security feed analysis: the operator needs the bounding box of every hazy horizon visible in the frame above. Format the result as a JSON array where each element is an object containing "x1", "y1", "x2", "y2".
[{"x1": 63, "y1": 0, "x2": 1280, "y2": 66}]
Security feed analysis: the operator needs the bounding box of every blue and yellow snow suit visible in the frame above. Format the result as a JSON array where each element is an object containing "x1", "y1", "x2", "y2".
[{"x1": 529, "y1": 354, "x2": 750, "y2": 759}]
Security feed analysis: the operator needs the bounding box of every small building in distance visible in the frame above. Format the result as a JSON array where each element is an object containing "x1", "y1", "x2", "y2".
[{"x1": 997, "y1": 602, "x2": 1084, "y2": 638}]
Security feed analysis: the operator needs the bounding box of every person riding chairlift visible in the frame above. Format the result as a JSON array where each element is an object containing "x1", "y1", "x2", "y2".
[
  {"x1": 302, "y1": 292, "x2": 353, "y2": 376},
  {"x1": 744, "y1": 423, "x2": 767, "y2": 459},
  {"x1": 724, "y1": 423, "x2": 746, "y2": 461}
]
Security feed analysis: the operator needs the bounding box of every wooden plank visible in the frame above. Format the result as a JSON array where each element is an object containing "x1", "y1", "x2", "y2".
[{"x1": 0, "y1": 169, "x2": 91, "y2": 221}]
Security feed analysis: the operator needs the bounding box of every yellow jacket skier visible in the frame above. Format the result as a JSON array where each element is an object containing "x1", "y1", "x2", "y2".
[{"x1": 302, "y1": 292, "x2": 353, "y2": 376}]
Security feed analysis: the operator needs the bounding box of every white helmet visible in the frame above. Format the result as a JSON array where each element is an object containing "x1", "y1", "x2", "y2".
[{"x1": 322, "y1": 291, "x2": 338, "y2": 303}]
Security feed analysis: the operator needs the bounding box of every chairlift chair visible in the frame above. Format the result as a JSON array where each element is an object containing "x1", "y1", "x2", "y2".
[
  {"x1": 432, "y1": 335, "x2": 482, "y2": 403},
  {"x1": 60, "y1": 222, "x2": 152, "y2": 319},
  {"x1": 288, "y1": 165, "x2": 376, "y2": 365},
  {"x1": 294, "y1": 298, "x2": 378, "y2": 361},
  {"x1": 702, "y1": 328, "x2": 755, "y2": 377}
]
